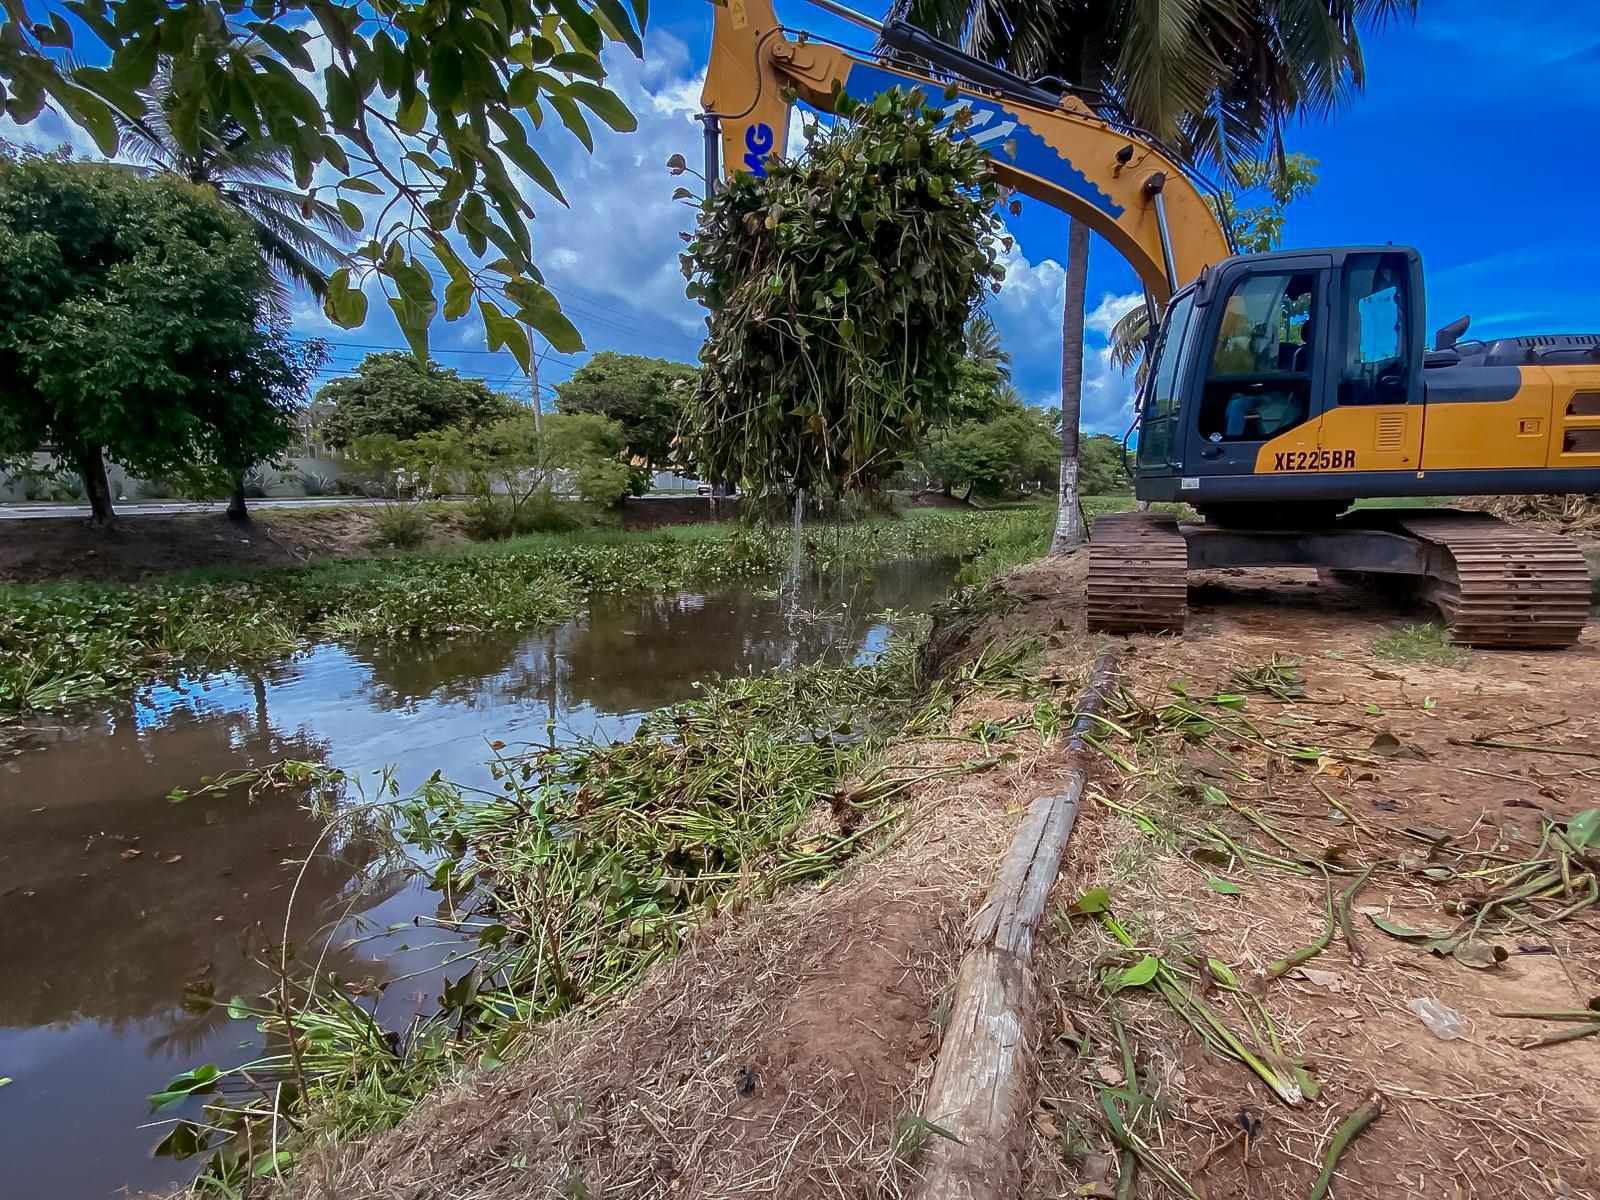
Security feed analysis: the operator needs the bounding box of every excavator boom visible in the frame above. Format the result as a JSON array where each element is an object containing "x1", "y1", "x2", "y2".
[{"x1": 700, "y1": 0, "x2": 1232, "y2": 303}]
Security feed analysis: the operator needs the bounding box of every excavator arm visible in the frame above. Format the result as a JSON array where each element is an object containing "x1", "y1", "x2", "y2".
[{"x1": 699, "y1": 0, "x2": 1233, "y2": 303}]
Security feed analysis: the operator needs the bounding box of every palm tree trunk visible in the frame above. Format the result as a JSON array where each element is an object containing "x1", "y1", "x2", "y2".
[{"x1": 1050, "y1": 217, "x2": 1091, "y2": 555}]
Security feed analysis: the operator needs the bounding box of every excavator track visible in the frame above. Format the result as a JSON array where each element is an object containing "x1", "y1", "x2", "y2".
[
  {"x1": 1392, "y1": 511, "x2": 1592, "y2": 649},
  {"x1": 1087, "y1": 511, "x2": 1188, "y2": 634}
]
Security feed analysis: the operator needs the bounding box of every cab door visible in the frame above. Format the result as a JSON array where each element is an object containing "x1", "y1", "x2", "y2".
[
  {"x1": 1184, "y1": 254, "x2": 1333, "y2": 477},
  {"x1": 1134, "y1": 288, "x2": 1198, "y2": 478}
]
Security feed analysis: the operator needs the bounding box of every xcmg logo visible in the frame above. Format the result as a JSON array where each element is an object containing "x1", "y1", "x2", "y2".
[{"x1": 743, "y1": 122, "x2": 774, "y2": 176}]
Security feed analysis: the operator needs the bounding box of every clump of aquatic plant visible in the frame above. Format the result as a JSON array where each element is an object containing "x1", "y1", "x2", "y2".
[{"x1": 682, "y1": 86, "x2": 1006, "y2": 505}]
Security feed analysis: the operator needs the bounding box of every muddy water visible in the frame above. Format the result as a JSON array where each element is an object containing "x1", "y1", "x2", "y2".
[{"x1": 0, "y1": 559, "x2": 958, "y2": 1199}]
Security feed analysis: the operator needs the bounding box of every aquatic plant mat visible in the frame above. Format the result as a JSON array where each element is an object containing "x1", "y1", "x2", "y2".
[
  {"x1": 0, "y1": 506, "x2": 1049, "y2": 719},
  {"x1": 1021, "y1": 569, "x2": 1600, "y2": 1200}
]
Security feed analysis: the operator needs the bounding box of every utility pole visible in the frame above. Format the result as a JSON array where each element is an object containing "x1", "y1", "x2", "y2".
[{"x1": 528, "y1": 325, "x2": 542, "y2": 432}]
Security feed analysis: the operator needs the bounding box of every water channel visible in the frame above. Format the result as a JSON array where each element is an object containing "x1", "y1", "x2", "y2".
[{"x1": 0, "y1": 557, "x2": 959, "y2": 1199}]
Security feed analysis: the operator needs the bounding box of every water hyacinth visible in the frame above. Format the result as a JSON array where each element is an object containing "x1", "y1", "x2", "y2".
[
  {"x1": 0, "y1": 508, "x2": 1051, "y2": 717},
  {"x1": 682, "y1": 87, "x2": 1007, "y2": 505}
]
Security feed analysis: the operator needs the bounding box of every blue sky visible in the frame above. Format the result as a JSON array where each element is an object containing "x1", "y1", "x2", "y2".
[{"x1": 5, "y1": 0, "x2": 1597, "y2": 433}]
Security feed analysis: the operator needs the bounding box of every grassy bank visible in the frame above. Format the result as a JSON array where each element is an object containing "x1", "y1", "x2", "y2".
[
  {"x1": 0, "y1": 504, "x2": 1063, "y2": 718},
  {"x1": 153, "y1": 603, "x2": 1040, "y2": 1194}
]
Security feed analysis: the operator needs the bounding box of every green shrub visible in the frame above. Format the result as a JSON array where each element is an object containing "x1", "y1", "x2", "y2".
[
  {"x1": 370, "y1": 503, "x2": 431, "y2": 549},
  {"x1": 463, "y1": 494, "x2": 583, "y2": 540}
]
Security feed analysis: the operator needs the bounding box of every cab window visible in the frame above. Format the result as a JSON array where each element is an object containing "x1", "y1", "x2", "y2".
[
  {"x1": 1338, "y1": 252, "x2": 1411, "y2": 405},
  {"x1": 1137, "y1": 290, "x2": 1196, "y2": 468},
  {"x1": 1198, "y1": 270, "x2": 1317, "y2": 443}
]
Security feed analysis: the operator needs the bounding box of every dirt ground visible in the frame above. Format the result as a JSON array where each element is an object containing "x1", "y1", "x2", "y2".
[
  {"x1": 1026, "y1": 568, "x2": 1600, "y2": 1200},
  {"x1": 0, "y1": 508, "x2": 423, "y2": 583},
  {"x1": 0, "y1": 497, "x2": 741, "y2": 584},
  {"x1": 260, "y1": 554, "x2": 1598, "y2": 1200}
]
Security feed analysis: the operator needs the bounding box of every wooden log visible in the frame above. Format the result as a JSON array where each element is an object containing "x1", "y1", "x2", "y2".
[{"x1": 913, "y1": 649, "x2": 1117, "y2": 1200}]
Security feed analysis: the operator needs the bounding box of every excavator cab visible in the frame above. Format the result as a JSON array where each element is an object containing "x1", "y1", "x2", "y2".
[{"x1": 1133, "y1": 246, "x2": 1427, "y2": 514}]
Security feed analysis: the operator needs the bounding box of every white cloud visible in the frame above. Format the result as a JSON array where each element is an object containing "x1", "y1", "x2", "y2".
[
  {"x1": 1086, "y1": 291, "x2": 1143, "y2": 336},
  {"x1": 984, "y1": 246, "x2": 1141, "y2": 434}
]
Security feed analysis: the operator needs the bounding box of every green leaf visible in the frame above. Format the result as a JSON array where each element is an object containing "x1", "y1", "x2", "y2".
[
  {"x1": 250, "y1": 22, "x2": 315, "y2": 71},
  {"x1": 389, "y1": 295, "x2": 435, "y2": 360},
  {"x1": 547, "y1": 91, "x2": 593, "y2": 152},
  {"x1": 336, "y1": 198, "x2": 363, "y2": 230},
  {"x1": 550, "y1": 51, "x2": 605, "y2": 80},
  {"x1": 481, "y1": 299, "x2": 531, "y2": 371},
  {"x1": 1207, "y1": 958, "x2": 1238, "y2": 988},
  {"x1": 430, "y1": 43, "x2": 465, "y2": 108},
  {"x1": 389, "y1": 258, "x2": 435, "y2": 306},
  {"x1": 498, "y1": 138, "x2": 567, "y2": 205},
  {"x1": 1070, "y1": 887, "x2": 1110, "y2": 915},
  {"x1": 341, "y1": 176, "x2": 383, "y2": 195},
  {"x1": 444, "y1": 276, "x2": 473, "y2": 321},
  {"x1": 149, "y1": 1064, "x2": 221, "y2": 1112},
  {"x1": 566, "y1": 82, "x2": 636, "y2": 133},
  {"x1": 508, "y1": 68, "x2": 541, "y2": 108},
  {"x1": 1200, "y1": 783, "x2": 1229, "y2": 806},
  {"x1": 589, "y1": 0, "x2": 642, "y2": 56},
  {"x1": 1568, "y1": 808, "x2": 1600, "y2": 849},
  {"x1": 1206, "y1": 876, "x2": 1242, "y2": 896},
  {"x1": 226, "y1": 995, "x2": 251, "y2": 1020},
  {"x1": 505, "y1": 277, "x2": 583, "y2": 354},
  {"x1": 323, "y1": 268, "x2": 369, "y2": 328},
  {"x1": 396, "y1": 90, "x2": 428, "y2": 135},
  {"x1": 54, "y1": 84, "x2": 119, "y2": 155},
  {"x1": 1107, "y1": 954, "x2": 1160, "y2": 992},
  {"x1": 324, "y1": 64, "x2": 360, "y2": 127}
]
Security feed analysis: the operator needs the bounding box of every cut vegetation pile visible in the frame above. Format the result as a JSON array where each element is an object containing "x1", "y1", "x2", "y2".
[{"x1": 1460, "y1": 492, "x2": 1600, "y2": 536}]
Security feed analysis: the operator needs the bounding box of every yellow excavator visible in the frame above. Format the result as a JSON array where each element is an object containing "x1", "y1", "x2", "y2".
[{"x1": 699, "y1": 0, "x2": 1598, "y2": 648}]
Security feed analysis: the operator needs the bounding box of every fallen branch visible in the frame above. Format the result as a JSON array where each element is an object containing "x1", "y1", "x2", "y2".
[{"x1": 913, "y1": 650, "x2": 1117, "y2": 1200}]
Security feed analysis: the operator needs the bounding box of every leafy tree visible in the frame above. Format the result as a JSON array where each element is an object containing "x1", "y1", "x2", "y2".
[
  {"x1": 553, "y1": 351, "x2": 697, "y2": 468},
  {"x1": 1078, "y1": 433, "x2": 1132, "y2": 495},
  {"x1": 317, "y1": 352, "x2": 517, "y2": 448},
  {"x1": 0, "y1": 151, "x2": 323, "y2": 523},
  {"x1": 1110, "y1": 154, "x2": 1321, "y2": 388},
  {"x1": 925, "y1": 402, "x2": 1057, "y2": 501},
  {"x1": 101, "y1": 64, "x2": 350, "y2": 310},
  {"x1": 0, "y1": 0, "x2": 646, "y2": 362},
  {"x1": 683, "y1": 88, "x2": 1005, "y2": 507},
  {"x1": 892, "y1": 0, "x2": 1418, "y2": 553}
]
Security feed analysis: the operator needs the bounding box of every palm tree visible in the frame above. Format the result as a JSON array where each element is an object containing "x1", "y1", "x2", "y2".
[
  {"x1": 93, "y1": 65, "x2": 351, "y2": 519},
  {"x1": 965, "y1": 312, "x2": 1013, "y2": 380},
  {"x1": 107, "y1": 66, "x2": 350, "y2": 314},
  {"x1": 889, "y1": 0, "x2": 1418, "y2": 553}
]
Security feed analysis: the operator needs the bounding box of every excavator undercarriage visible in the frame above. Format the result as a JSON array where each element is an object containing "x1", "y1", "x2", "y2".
[{"x1": 1087, "y1": 510, "x2": 1593, "y2": 648}]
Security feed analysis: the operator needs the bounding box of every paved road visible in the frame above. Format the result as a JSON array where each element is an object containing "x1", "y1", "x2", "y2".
[
  {"x1": 0, "y1": 496, "x2": 391, "y2": 520},
  {"x1": 0, "y1": 493, "x2": 711, "y2": 520}
]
